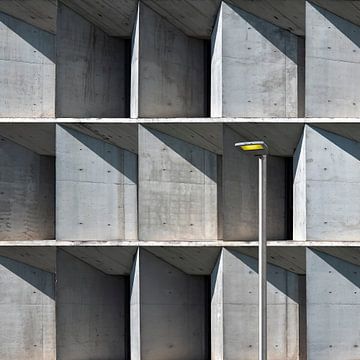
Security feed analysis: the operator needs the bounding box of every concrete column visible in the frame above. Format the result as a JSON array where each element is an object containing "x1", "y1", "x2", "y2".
[
  {"x1": 138, "y1": 126, "x2": 217, "y2": 241},
  {"x1": 131, "y1": 2, "x2": 207, "y2": 118},
  {"x1": 56, "y1": 125, "x2": 137, "y2": 241},
  {"x1": 222, "y1": 126, "x2": 288, "y2": 241},
  {"x1": 56, "y1": 249, "x2": 129, "y2": 360},
  {"x1": 293, "y1": 125, "x2": 360, "y2": 240},
  {"x1": 0, "y1": 136, "x2": 54, "y2": 241},
  {"x1": 307, "y1": 248, "x2": 360, "y2": 359},
  {"x1": 0, "y1": 256, "x2": 55, "y2": 360},
  {"x1": 130, "y1": 248, "x2": 209, "y2": 360},
  {"x1": 56, "y1": 3, "x2": 129, "y2": 117},
  {"x1": 306, "y1": 2, "x2": 360, "y2": 117},
  {"x1": 211, "y1": 2, "x2": 304, "y2": 118},
  {"x1": 211, "y1": 248, "x2": 301, "y2": 359},
  {"x1": 0, "y1": 12, "x2": 55, "y2": 117}
]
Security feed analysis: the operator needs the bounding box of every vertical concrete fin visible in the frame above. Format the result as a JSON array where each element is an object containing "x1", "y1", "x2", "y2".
[
  {"x1": 130, "y1": 248, "x2": 141, "y2": 360},
  {"x1": 130, "y1": 3, "x2": 140, "y2": 119},
  {"x1": 211, "y1": 248, "x2": 224, "y2": 360}
]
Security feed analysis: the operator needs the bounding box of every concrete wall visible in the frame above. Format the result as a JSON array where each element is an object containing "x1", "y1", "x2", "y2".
[
  {"x1": 306, "y1": 2, "x2": 360, "y2": 117},
  {"x1": 0, "y1": 255, "x2": 55, "y2": 360},
  {"x1": 56, "y1": 249, "x2": 128, "y2": 360},
  {"x1": 138, "y1": 126, "x2": 217, "y2": 241},
  {"x1": 56, "y1": 125, "x2": 137, "y2": 241},
  {"x1": 307, "y1": 248, "x2": 360, "y2": 359},
  {"x1": 211, "y1": 2, "x2": 303, "y2": 117},
  {"x1": 211, "y1": 248, "x2": 301, "y2": 359},
  {"x1": 130, "y1": 249, "x2": 209, "y2": 360},
  {"x1": 131, "y1": 3, "x2": 207, "y2": 118},
  {"x1": 293, "y1": 125, "x2": 360, "y2": 240},
  {"x1": 0, "y1": 12, "x2": 55, "y2": 117},
  {"x1": 56, "y1": 3, "x2": 129, "y2": 117},
  {"x1": 222, "y1": 126, "x2": 287, "y2": 240},
  {"x1": 0, "y1": 136, "x2": 54, "y2": 241}
]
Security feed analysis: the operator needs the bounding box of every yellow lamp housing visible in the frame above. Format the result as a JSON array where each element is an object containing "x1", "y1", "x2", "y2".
[{"x1": 234, "y1": 141, "x2": 269, "y2": 156}]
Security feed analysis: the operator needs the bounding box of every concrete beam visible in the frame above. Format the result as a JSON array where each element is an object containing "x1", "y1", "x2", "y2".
[
  {"x1": 131, "y1": 3, "x2": 207, "y2": 118},
  {"x1": 211, "y1": 2, "x2": 304, "y2": 118},
  {"x1": 56, "y1": 125, "x2": 137, "y2": 241},
  {"x1": 56, "y1": 249, "x2": 129, "y2": 359},
  {"x1": 0, "y1": 12, "x2": 55, "y2": 117},
  {"x1": 0, "y1": 255, "x2": 55, "y2": 360},
  {"x1": 0, "y1": 136, "x2": 54, "y2": 241},
  {"x1": 56, "y1": 3, "x2": 129, "y2": 118},
  {"x1": 306, "y1": 2, "x2": 360, "y2": 117},
  {"x1": 307, "y1": 248, "x2": 360, "y2": 359},
  {"x1": 294, "y1": 125, "x2": 360, "y2": 241},
  {"x1": 138, "y1": 126, "x2": 218, "y2": 241}
]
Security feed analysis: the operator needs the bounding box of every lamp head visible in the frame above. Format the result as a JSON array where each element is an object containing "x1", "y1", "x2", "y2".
[{"x1": 234, "y1": 141, "x2": 269, "y2": 156}]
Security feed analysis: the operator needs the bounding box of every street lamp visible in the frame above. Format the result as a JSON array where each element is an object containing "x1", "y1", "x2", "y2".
[{"x1": 234, "y1": 140, "x2": 269, "y2": 360}]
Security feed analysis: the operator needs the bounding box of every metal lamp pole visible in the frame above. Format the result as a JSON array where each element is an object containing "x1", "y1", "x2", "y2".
[{"x1": 234, "y1": 141, "x2": 268, "y2": 360}]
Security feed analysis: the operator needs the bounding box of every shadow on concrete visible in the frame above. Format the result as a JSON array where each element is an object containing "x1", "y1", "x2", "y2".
[
  {"x1": 146, "y1": 127, "x2": 217, "y2": 183},
  {"x1": 0, "y1": 11, "x2": 55, "y2": 63},
  {"x1": 61, "y1": 126, "x2": 138, "y2": 185},
  {"x1": 0, "y1": 255, "x2": 55, "y2": 300}
]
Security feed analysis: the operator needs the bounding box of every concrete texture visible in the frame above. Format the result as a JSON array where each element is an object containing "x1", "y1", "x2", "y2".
[
  {"x1": 130, "y1": 249, "x2": 209, "y2": 360},
  {"x1": 56, "y1": 249, "x2": 129, "y2": 360},
  {"x1": 0, "y1": 12, "x2": 55, "y2": 117},
  {"x1": 56, "y1": 125, "x2": 137, "y2": 241},
  {"x1": 211, "y1": 248, "x2": 301, "y2": 360},
  {"x1": 56, "y1": 3, "x2": 129, "y2": 118},
  {"x1": 294, "y1": 125, "x2": 360, "y2": 240},
  {"x1": 222, "y1": 126, "x2": 288, "y2": 241},
  {"x1": 0, "y1": 136, "x2": 54, "y2": 241},
  {"x1": 131, "y1": 3, "x2": 207, "y2": 118},
  {"x1": 211, "y1": 2, "x2": 304, "y2": 118},
  {"x1": 138, "y1": 126, "x2": 217, "y2": 241},
  {"x1": 306, "y1": 2, "x2": 360, "y2": 117},
  {"x1": 307, "y1": 248, "x2": 360, "y2": 359},
  {"x1": 0, "y1": 255, "x2": 55, "y2": 360}
]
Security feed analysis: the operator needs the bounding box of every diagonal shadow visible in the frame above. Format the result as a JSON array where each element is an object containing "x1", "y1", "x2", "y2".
[
  {"x1": 0, "y1": 255, "x2": 55, "y2": 300},
  {"x1": 0, "y1": 11, "x2": 55, "y2": 63}
]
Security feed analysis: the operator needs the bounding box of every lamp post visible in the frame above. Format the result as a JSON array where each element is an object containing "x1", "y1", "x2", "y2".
[{"x1": 234, "y1": 141, "x2": 269, "y2": 360}]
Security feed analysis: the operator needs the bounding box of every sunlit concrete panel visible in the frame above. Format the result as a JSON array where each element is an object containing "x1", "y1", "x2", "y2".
[
  {"x1": 0, "y1": 136, "x2": 54, "y2": 241},
  {"x1": 0, "y1": 256, "x2": 55, "y2": 360},
  {"x1": 294, "y1": 125, "x2": 360, "y2": 240},
  {"x1": 222, "y1": 126, "x2": 288, "y2": 241},
  {"x1": 56, "y1": 125, "x2": 137, "y2": 241},
  {"x1": 211, "y1": 248, "x2": 302, "y2": 359},
  {"x1": 56, "y1": 3, "x2": 129, "y2": 117},
  {"x1": 56, "y1": 249, "x2": 129, "y2": 360},
  {"x1": 0, "y1": 12, "x2": 55, "y2": 117},
  {"x1": 306, "y1": 2, "x2": 360, "y2": 117},
  {"x1": 130, "y1": 249, "x2": 209, "y2": 360},
  {"x1": 211, "y1": 2, "x2": 304, "y2": 117},
  {"x1": 138, "y1": 126, "x2": 217, "y2": 241},
  {"x1": 307, "y1": 248, "x2": 360, "y2": 359},
  {"x1": 131, "y1": 3, "x2": 207, "y2": 118}
]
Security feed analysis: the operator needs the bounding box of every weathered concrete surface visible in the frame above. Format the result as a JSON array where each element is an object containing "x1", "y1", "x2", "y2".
[
  {"x1": 0, "y1": 136, "x2": 54, "y2": 241},
  {"x1": 0, "y1": 12, "x2": 55, "y2": 117},
  {"x1": 294, "y1": 125, "x2": 360, "y2": 241},
  {"x1": 138, "y1": 126, "x2": 217, "y2": 241},
  {"x1": 56, "y1": 3, "x2": 129, "y2": 118},
  {"x1": 130, "y1": 249, "x2": 209, "y2": 360},
  {"x1": 211, "y1": 248, "x2": 301, "y2": 359},
  {"x1": 306, "y1": 2, "x2": 360, "y2": 117},
  {"x1": 0, "y1": 255, "x2": 55, "y2": 360},
  {"x1": 222, "y1": 126, "x2": 288, "y2": 241},
  {"x1": 131, "y1": 3, "x2": 207, "y2": 118},
  {"x1": 211, "y1": 2, "x2": 304, "y2": 118},
  {"x1": 307, "y1": 248, "x2": 360, "y2": 359},
  {"x1": 56, "y1": 125, "x2": 137, "y2": 241},
  {"x1": 56, "y1": 249, "x2": 129, "y2": 360}
]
